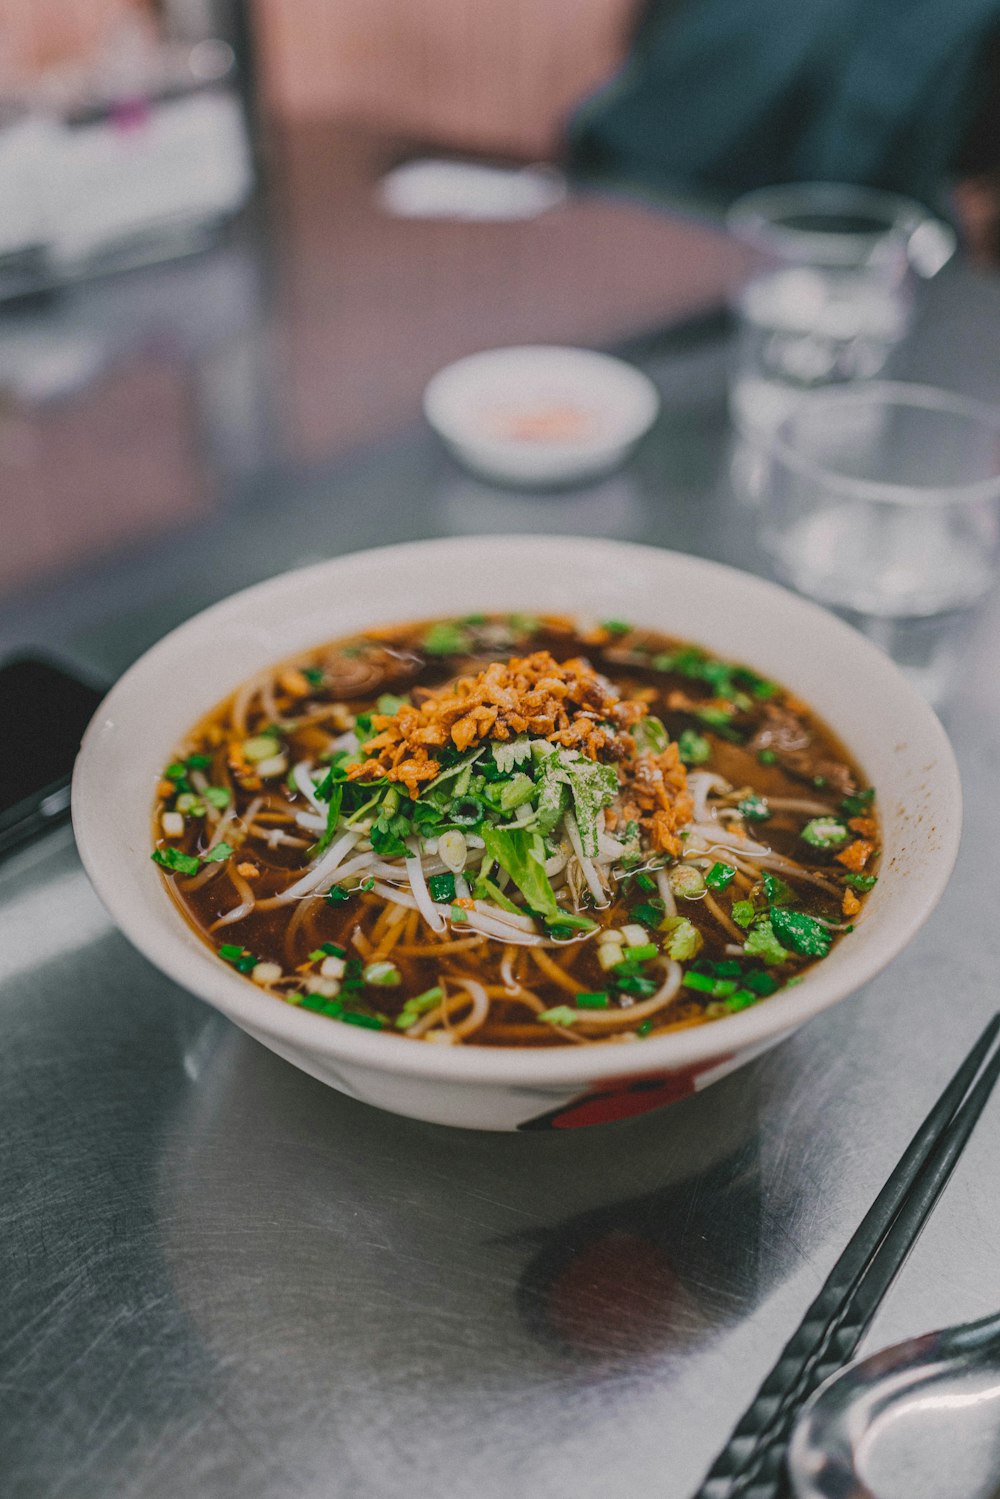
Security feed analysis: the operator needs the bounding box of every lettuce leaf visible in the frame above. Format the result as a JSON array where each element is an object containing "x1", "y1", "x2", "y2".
[
  {"x1": 554, "y1": 754, "x2": 618, "y2": 856},
  {"x1": 481, "y1": 826, "x2": 561, "y2": 922}
]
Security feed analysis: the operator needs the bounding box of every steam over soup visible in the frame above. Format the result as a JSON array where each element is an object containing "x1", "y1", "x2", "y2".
[{"x1": 152, "y1": 616, "x2": 879, "y2": 1046}]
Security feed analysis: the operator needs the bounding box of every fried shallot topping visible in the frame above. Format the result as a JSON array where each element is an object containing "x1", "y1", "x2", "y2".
[{"x1": 345, "y1": 649, "x2": 692, "y2": 852}]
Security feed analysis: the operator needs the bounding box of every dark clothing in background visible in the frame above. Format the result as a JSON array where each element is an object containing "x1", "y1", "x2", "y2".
[{"x1": 568, "y1": 0, "x2": 1000, "y2": 211}]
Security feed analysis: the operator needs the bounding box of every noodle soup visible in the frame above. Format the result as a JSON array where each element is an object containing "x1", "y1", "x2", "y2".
[{"x1": 151, "y1": 615, "x2": 879, "y2": 1047}]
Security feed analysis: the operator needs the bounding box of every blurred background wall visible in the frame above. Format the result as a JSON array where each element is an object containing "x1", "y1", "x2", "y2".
[{"x1": 0, "y1": 0, "x2": 638, "y2": 156}]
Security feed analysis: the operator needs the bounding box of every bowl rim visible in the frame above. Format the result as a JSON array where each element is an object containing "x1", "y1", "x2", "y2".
[
  {"x1": 73, "y1": 535, "x2": 962, "y2": 1089},
  {"x1": 422, "y1": 344, "x2": 661, "y2": 457}
]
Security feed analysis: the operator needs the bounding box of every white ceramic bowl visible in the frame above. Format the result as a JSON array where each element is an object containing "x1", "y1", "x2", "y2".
[
  {"x1": 73, "y1": 537, "x2": 961, "y2": 1131},
  {"x1": 422, "y1": 345, "x2": 660, "y2": 486}
]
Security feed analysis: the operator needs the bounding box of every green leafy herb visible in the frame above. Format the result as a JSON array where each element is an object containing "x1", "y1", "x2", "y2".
[
  {"x1": 492, "y1": 736, "x2": 532, "y2": 775},
  {"x1": 769, "y1": 906, "x2": 833, "y2": 958},
  {"x1": 202, "y1": 842, "x2": 233, "y2": 864},
  {"x1": 551, "y1": 753, "x2": 618, "y2": 857},
  {"x1": 633, "y1": 715, "x2": 669, "y2": 754},
  {"x1": 312, "y1": 781, "x2": 345, "y2": 859},
  {"x1": 743, "y1": 919, "x2": 790, "y2": 964},
  {"x1": 631, "y1": 899, "x2": 666, "y2": 928},
  {"x1": 840, "y1": 787, "x2": 876, "y2": 818},
  {"x1": 731, "y1": 900, "x2": 756, "y2": 928},
  {"x1": 601, "y1": 619, "x2": 632, "y2": 636},
  {"x1": 843, "y1": 872, "x2": 878, "y2": 892},
  {"x1": 757, "y1": 748, "x2": 777, "y2": 765},
  {"x1": 326, "y1": 886, "x2": 350, "y2": 904},
  {"x1": 152, "y1": 847, "x2": 201, "y2": 876},
  {"x1": 705, "y1": 861, "x2": 736, "y2": 890},
  {"x1": 762, "y1": 871, "x2": 794, "y2": 906}
]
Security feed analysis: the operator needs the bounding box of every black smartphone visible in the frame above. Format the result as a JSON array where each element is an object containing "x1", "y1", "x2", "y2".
[{"x1": 0, "y1": 654, "x2": 108, "y2": 861}]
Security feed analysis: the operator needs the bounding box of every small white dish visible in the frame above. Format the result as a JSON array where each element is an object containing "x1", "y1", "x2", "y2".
[
  {"x1": 422, "y1": 345, "x2": 660, "y2": 487},
  {"x1": 73, "y1": 537, "x2": 961, "y2": 1132}
]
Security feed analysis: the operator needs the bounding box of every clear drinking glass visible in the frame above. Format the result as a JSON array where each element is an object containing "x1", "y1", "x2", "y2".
[
  {"x1": 755, "y1": 382, "x2": 1000, "y2": 618},
  {"x1": 727, "y1": 182, "x2": 955, "y2": 435}
]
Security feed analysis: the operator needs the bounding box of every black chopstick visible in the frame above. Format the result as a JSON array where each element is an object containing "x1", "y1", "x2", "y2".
[{"x1": 693, "y1": 1013, "x2": 1000, "y2": 1499}]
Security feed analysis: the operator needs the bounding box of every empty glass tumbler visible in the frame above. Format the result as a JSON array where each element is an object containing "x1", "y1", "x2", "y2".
[
  {"x1": 727, "y1": 183, "x2": 955, "y2": 435},
  {"x1": 755, "y1": 382, "x2": 1000, "y2": 618}
]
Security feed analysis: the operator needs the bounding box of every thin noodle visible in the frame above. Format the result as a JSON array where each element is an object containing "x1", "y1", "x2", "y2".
[
  {"x1": 702, "y1": 890, "x2": 746, "y2": 943},
  {"x1": 210, "y1": 868, "x2": 257, "y2": 930},
  {"x1": 529, "y1": 946, "x2": 582, "y2": 996}
]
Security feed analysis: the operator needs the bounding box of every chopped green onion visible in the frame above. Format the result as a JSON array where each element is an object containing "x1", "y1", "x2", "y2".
[
  {"x1": 243, "y1": 734, "x2": 281, "y2": 763},
  {"x1": 152, "y1": 847, "x2": 201, "y2": 875},
  {"x1": 634, "y1": 872, "x2": 657, "y2": 892},
  {"x1": 359, "y1": 878, "x2": 375, "y2": 891},
  {"x1": 449, "y1": 794, "x2": 485, "y2": 827},
  {"x1": 660, "y1": 916, "x2": 703, "y2": 961},
  {"x1": 218, "y1": 944, "x2": 245, "y2": 961},
  {"x1": 801, "y1": 817, "x2": 850, "y2": 850},
  {"x1": 636, "y1": 1020, "x2": 654, "y2": 1037},
  {"x1": 538, "y1": 1006, "x2": 579, "y2": 1026},
  {"x1": 757, "y1": 748, "x2": 778, "y2": 765},
  {"x1": 725, "y1": 989, "x2": 758, "y2": 1012},
  {"x1": 601, "y1": 619, "x2": 632, "y2": 636},
  {"x1": 174, "y1": 792, "x2": 205, "y2": 815},
  {"x1": 613, "y1": 970, "x2": 659, "y2": 998},
  {"x1": 427, "y1": 872, "x2": 456, "y2": 903},
  {"x1": 395, "y1": 986, "x2": 444, "y2": 1028},
  {"x1": 705, "y1": 861, "x2": 736, "y2": 890},
  {"x1": 422, "y1": 621, "x2": 471, "y2": 655},
  {"x1": 714, "y1": 959, "x2": 743, "y2": 977},
  {"x1": 683, "y1": 971, "x2": 737, "y2": 997},
  {"x1": 575, "y1": 991, "x2": 610, "y2": 1009},
  {"x1": 363, "y1": 961, "x2": 401, "y2": 986},
  {"x1": 326, "y1": 886, "x2": 350, "y2": 904},
  {"x1": 341, "y1": 1011, "x2": 384, "y2": 1029},
  {"x1": 164, "y1": 762, "x2": 188, "y2": 782},
  {"x1": 300, "y1": 992, "x2": 329, "y2": 1012},
  {"x1": 204, "y1": 786, "x2": 231, "y2": 809},
  {"x1": 677, "y1": 729, "x2": 711, "y2": 766},
  {"x1": 743, "y1": 969, "x2": 781, "y2": 997},
  {"x1": 738, "y1": 795, "x2": 771, "y2": 821},
  {"x1": 186, "y1": 753, "x2": 212, "y2": 769},
  {"x1": 302, "y1": 666, "x2": 325, "y2": 687},
  {"x1": 624, "y1": 942, "x2": 658, "y2": 962},
  {"x1": 669, "y1": 864, "x2": 706, "y2": 898}
]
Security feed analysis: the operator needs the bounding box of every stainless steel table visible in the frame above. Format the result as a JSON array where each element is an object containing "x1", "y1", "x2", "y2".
[{"x1": 3, "y1": 180, "x2": 1000, "y2": 1498}]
